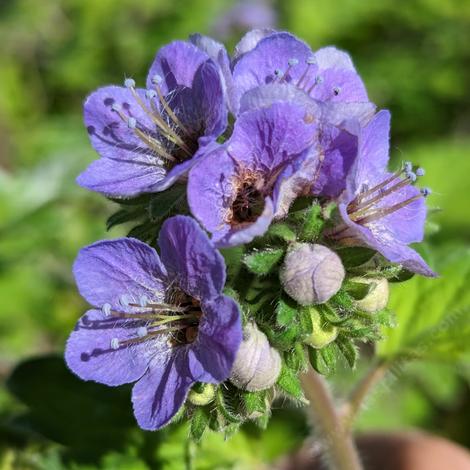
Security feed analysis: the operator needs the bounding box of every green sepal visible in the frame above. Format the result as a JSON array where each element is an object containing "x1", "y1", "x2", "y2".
[
  {"x1": 215, "y1": 388, "x2": 242, "y2": 425},
  {"x1": 266, "y1": 222, "x2": 297, "y2": 242},
  {"x1": 242, "y1": 390, "x2": 268, "y2": 417},
  {"x1": 275, "y1": 297, "x2": 298, "y2": 327},
  {"x1": 336, "y1": 335, "x2": 359, "y2": 369},
  {"x1": 308, "y1": 343, "x2": 338, "y2": 376},
  {"x1": 243, "y1": 247, "x2": 285, "y2": 275},
  {"x1": 276, "y1": 364, "x2": 305, "y2": 402},
  {"x1": 298, "y1": 203, "x2": 324, "y2": 241},
  {"x1": 189, "y1": 406, "x2": 210, "y2": 442},
  {"x1": 285, "y1": 342, "x2": 308, "y2": 372},
  {"x1": 337, "y1": 247, "x2": 377, "y2": 268},
  {"x1": 345, "y1": 280, "x2": 375, "y2": 300}
]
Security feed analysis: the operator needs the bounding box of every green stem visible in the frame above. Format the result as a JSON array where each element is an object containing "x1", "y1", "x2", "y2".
[
  {"x1": 342, "y1": 359, "x2": 390, "y2": 430},
  {"x1": 300, "y1": 367, "x2": 363, "y2": 470}
]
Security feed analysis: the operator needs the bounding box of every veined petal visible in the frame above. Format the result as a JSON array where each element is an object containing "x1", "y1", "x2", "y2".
[
  {"x1": 158, "y1": 216, "x2": 226, "y2": 299},
  {"x1": 73, "y1": 238, "x2": 167, "y2": 310},
  {"x1": 188, "y1": 295, "x2": 242, "y2": 383},
  {"x1": 132, "y1": 352, "x2": 193, "y2": 430},
  {"x1": 65, "y1": 309, "x2": 159, "y2": 386}
]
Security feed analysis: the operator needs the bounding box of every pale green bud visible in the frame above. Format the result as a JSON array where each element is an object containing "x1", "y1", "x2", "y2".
[
  {"x1": 188, "y1": 383, "x2": 215, "y2": 406},
  {"x1": 304, "y1": 307, "x2": 338, "y2": 349},
  {"x1": 352, "y1": 277, "x2": 389, "y2": 313}
]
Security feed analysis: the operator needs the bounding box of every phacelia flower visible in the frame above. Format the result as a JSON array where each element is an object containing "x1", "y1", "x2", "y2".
[
  {"x1": 280, "y1": 243, "x2": 345, "y2": 305},
  {"x1": 187, "y1": 101, "x2": 320, "y2": 247},
  {"x1": 77, "y1": 41, "x2": 227, "y2": 197},
  {"x1": 228, "y1": 30, "x2": 375, "y2": 198},
  {"x1": 330, "y1": 110, "x2": 436, "y2": 277},
  {"x1": 230, "y1": 31, "x2": 369, "y2": 114},
  {"x1": 65, "y1": 216, "x2": 242, "y2": 430}
]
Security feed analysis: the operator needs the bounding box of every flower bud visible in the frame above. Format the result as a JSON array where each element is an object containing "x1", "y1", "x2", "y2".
[
  {"x1": 188, "y1": 383, "x2": 215, "y2": 406},
  {"x1": 352, "y1": 277, "x2": 389, "y2": 313},
  {"x1": 280, "y1": 243, "x2": 345, "y2": 305},
  {"x1": 304, "y1": 307, "x2": 338, "y2": 349},
  {"x1": 230, "y1": 323, "x2": 281, "y2": 392}
]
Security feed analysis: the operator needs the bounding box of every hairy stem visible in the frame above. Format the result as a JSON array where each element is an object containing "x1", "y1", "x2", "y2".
[
  {"x1": 300, "y1": 367, "x2": 363, "y2": 470},
  {"x1": 342, "y1": 359, "x2": 390, "y2": 430}
]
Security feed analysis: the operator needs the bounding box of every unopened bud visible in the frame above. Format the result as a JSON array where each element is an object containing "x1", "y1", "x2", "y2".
[
  {"x1": 352, "y1": 277, "x2": 389, "y2": 313},
  {"x1": 188, "y1": 383, "x2": 215, "y2": 406},
  {"x1": 280, "y1": 243, "x2": 345, "y2": 305},
  {"x1": 230, "y1": 323, "x2": 281, "y2": 392},
  {"x1": 304, "y1": 307, "x2": 338, "y2": 349}
]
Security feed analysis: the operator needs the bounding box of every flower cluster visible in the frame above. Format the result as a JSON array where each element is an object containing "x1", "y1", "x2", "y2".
[{"x1": 67, "y1": 30, "x2": 435, "y2": 436}]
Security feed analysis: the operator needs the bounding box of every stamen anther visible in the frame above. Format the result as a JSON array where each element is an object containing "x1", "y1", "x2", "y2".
[
  {"x1": 102, "y1": 303, "x2": 112, "y2": 316},
  {"x1": 137, "y1": 326, "x2": 148, "y2": 338},
  {"x1": 416, "y1": 167, "x2": 425, "y2": 177},
  {"x1": 110, "y1": 338, "x2": 120, "y2": 350},
  {"x1": 124, "y1": 78, "x2": 136, "y2": 88}
]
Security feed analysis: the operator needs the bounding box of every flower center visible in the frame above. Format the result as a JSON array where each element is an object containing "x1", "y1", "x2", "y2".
[
  {"x1": 228, "y1": 170, "x2": 266, "y2": 227},
  {"x1": 103, "y1": 288, "x2": 203, "y2": 351},
  {"x1": 328, "y1": 163, "x2": 431, "y2": 240},
  {"x1": 91, "y1": 76, "x2": 201, "y2": 172}
]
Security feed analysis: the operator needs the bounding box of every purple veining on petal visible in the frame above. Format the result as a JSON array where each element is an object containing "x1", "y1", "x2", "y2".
[{"x1": 188, "y1": 101, "x2": 319, "y2": 246}]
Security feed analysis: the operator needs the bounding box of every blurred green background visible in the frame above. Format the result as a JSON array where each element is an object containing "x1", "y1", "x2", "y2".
[{"x1": 0, "y1": 0, "x2": 469, "y2": 468}]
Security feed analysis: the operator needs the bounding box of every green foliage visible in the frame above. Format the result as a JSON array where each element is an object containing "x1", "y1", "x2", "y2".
[
  {"x1": 243, "y1": 248, "x2": 285, "y2": 275},
  {"x1": 378, "y1": 245, "x2": 470, "y2": 362},
  {"x1": 308, "y1": 343, "x2": 338, "y2": 376},
  {"x1": 276, "y1": 365, "x2": 306, "y2": 402}
]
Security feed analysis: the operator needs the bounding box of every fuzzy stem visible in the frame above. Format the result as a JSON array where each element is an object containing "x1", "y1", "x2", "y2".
[
  {"x1": 300, "y1": 367, "x2": 363, "y2": 470},
  {"x1": 342, "y1": 359, "x2": 390, "y2": 430}
]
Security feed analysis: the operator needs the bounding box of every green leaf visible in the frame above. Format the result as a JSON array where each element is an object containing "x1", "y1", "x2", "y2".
[
  {"x1": 308, "y1": 344, "x2": 338, "y2": 376},
  {"x1": 220, "y1": 246, "x2": 245, "y2": 281},
  {"x1": 276, "y1": 365, "x2": 305, "y2": 401},
  {"x1": 189, "y1": 407, "x2": 210, "y2": 442},
  {"x1": 337, "y1": 247, "x2": 376, "y2": 267},
  {"x1": 6, "y1": 355, "x2": 136, "y2": 456},
  {"x1": 106, "y1": 207, "x2": 144, "y2": 231},
  {"x1": 148, "y1": 183, "x2": 186, "y2": 220},
  {"x1": 243, "y1": 248, "x2": 285, "y2": 275},
  {"x1": 378, "y1": 244, "x2": 470, "y2": 361}
]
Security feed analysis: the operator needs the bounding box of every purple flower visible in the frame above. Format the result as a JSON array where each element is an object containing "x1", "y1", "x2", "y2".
[
  {"x1": 65, "y1": 216, "x2": 242, "y2": 430},
  {"x1": 226, "y1": 30, "x2": 373, "y2": 198},
  {"x1": 188, "y1": 101, "x2": 319, "y2": 247},
  {"x1": 230, "y1": 31, "x2": 368, "y2": 114},
  {"x1": 329, "y1": 111, "x2": 436, "y2": 277},
  {"x1": 77, "y1": 41, "x2": 227, "y2": 197}
]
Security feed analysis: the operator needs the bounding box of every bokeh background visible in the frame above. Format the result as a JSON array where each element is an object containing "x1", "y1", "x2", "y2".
[{"x1": 0, "y1": 0, "x2": 469, "y2": 468}]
